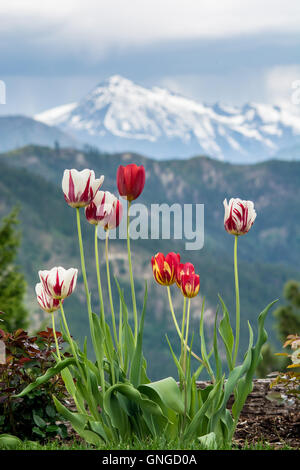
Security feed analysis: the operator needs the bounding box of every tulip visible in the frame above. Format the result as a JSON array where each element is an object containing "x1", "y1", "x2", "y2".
[
  {"x1": 117, "y1": 164, "x2": 145, "y2": 201},
  {"x1": 151, "y1": 252, "x2": 180, "y2": 286},
  {"x1": 223, "y1": 198, "x2": 257, "y2": 236},
  {"x1": 62, "y1": 169, "x2": 104, "y2": 208},
  {"x1": 35, "y1": 283, "x2": 61, "y2": 313},
  {"x1": 176, "y1": 262, "x2": 195, "y2": 288},
  {"x1": 180, "y1": 272, "x2": 200, "y2": 298},
  {"x1": 85, "y1": 191, "x2": 123, "y2": 230},
  {"x1": 39, "y1": 267, "x2": 78, "y2": 300}
]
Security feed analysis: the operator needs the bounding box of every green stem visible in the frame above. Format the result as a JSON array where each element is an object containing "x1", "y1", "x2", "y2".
[
  {"x1": 233, "y1": 235, "x2": 240, "y2": 367},
  {"x1": 76, "y1": 208, "x2": 96, "y2": 347},
  {"x1": 180, "y1": 297, "x2": 187, "y2": 369},
  {"x1": 127, "y1": 200, "x2": 138, "y2": 344},
  {"x1": 95, "y1": 225, "x2": 105, "y2": 327},
  {"x1": 105, "y1": 229, "x2": 119, "y2": 349},
  {"x1": 51, "y1": 313, "x2": 61, "y2": 361},
  {"x1": 167, "y1": 286, "x2": 203, "y2": 364},
  {"x1": 183, "y1": 298, "x2": 191, "y2": 374},
  {"x1": 59, "y1": 300, "x2": 81, "y2": 372}
]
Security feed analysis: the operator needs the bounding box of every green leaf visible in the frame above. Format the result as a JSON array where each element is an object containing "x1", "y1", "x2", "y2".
[
  {"x1": 139, "y1": 377, "x2": 184, "y2": 415},
  {"x1": 232, "y1": 300, "x2": 278, "y2": 423},
  {"x1": 16, "y1": 357, "x2": 77, "y2": 397},
  {"x1": 0, "y1": 434, "x2": 22, "y2": 449},
  {"x1": 218, "y1": 295, "x2": 234, "y2": 370},
  {"x1": 52, "y1": 396, "x2": 88, "y2": 436},
  {"x1": 198, "y1": 432, "x2": 218, "y2": 449},
  {"x1": 33, "y1": 413, "x2": 47, "y2": 428},
  {"x1": 46, "y1": 405, "x2": 56, "y2": 418},
  {"x1": 130, "y1": 282, "x2": 148, "y2": 387}
]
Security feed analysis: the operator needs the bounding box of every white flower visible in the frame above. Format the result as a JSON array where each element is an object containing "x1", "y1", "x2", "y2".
[
  {"x1": 39, "y1": 267, "x2": 78, "y2": 300},
  {"x1": 35, "y1": 283, "x2": 60, "y2": 313},
  {"x1": 62, "y1": 169, "x2": 104, "y2": 208},
  {"x1": 223, "y1": 198, "x2": 257, "y2": 236}
]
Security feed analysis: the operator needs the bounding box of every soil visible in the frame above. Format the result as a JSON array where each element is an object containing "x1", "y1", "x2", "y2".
[{"x1": 197, "y1": 377, "x2": 300, "y2": 449}]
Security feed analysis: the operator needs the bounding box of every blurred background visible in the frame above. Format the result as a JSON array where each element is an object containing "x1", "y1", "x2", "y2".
[{"x1": 0, "y1": 0, "x2": 300, "y2": 379}]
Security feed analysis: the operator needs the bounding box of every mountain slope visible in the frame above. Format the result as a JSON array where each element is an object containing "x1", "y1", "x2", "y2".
[
  {"x1": 0, "y1": 115, "x2": 78, "y2": 153},
  {"x1": 1, "y1": 145, "x2": 300, "y2": 380},
  {"x1": 35, "y1": 75, "x2": 300, "y2": 162}
]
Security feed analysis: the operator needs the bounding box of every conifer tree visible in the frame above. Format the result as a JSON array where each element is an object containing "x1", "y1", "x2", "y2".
[{"x1": 0, "y1": 207, "x2": 28, "y2": 332}]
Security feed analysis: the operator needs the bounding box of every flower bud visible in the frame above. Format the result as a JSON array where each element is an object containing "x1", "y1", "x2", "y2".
[
  {"x1": 117, "y1": 164, "x2": 145, "y2": 201},
  {"x1": 180, "y1": 272, "x2": 200, "y2": 298},
  {"x1": 151, "y1": 252, "x2": 180, "y2": 286},
  {"x1": 39, "y1": 267, "x2": 78, "y2": 300},
  {"x1": 35, "y1": 283, "x2": 61, "y2": 313},
  {"x1": 62, "y1": 169, "x2": 104, "y2": 208},
  {"x1": 223, "y1": 198, "x2": 256, "y2": 236},
  {"x1": 85, "y1": 191, "x2": 123, "y2": 230}
]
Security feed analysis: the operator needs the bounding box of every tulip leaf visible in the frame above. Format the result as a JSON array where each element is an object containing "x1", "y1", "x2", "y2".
[
  {"x1": 232, "y1": 299, "x2": 278, "y2": 422},
  {"x1": 139, "y1": 377, "x2": 185, "y2": 415},
  {"x1": 218, "y1": 295, "x2": 234, "y2": 370},
  {"x1": 130, "y1": 282, "x2": 148, "y2": 387},
  {"x1": 16, "y1": 357, "x2": 77, "y2": 397}
]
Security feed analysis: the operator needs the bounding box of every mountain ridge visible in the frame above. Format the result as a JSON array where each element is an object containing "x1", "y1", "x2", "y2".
[{"x1": 34, "y1": 75, "x2": 300, "y2": 162}]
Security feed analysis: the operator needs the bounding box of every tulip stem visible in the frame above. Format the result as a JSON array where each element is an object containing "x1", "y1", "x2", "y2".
[
  {"x1": 127, "y1": 200, "x2": 138, "y2": 344},
  {"x1": 95, "y1": 225, "x2": 105, "y2": 327},
  {"x1": 183, "y1": 298, "x2": 191, "y2": 374},
  {"x1": 233, "y1": 235, "x2": 240, "y2": 367},
  {"x1": 59, "y1": 300, "x2": 81, "y2": 371},
  {"x1": 51, "y1": 313, "x2": 61, "y2": 361},
  {"x1": 76, "y1": 208, "x2": 96, "y2": 349},
  {"x1": 167, "y1": 286, "x2": 203, "y2": 364},
  {"x1": 105, "y1": 229, "x2": 119, "y2": 349},
  {"x1": 180, "y1": 297, "x2": 187, "y2": 370}
]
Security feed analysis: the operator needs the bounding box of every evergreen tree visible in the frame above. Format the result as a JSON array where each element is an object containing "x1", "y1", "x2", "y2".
[{"x1": 0, "y1": 207, "x2": 28, "y2": 331}]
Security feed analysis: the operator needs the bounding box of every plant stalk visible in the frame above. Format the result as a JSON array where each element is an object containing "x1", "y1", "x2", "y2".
[
  {"x1": 127, "y1": 200, "x2": 138, "y2": 344},
  {"x1": 233, "y1": 234, "x2": 240, "y2": 367},
  {"x1": 51, "y1": 313, "x2": 61, "y2": 361},
  {"x1": 105, "y1": 229, "x2": 119, "y2": 349}
]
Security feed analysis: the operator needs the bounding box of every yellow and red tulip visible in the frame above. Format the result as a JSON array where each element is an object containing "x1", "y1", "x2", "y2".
[
  {"x1": 223, "y1": 198, "x2": 256, "y2": 236},
  {"x1": 180, "y1": 272, "x2": 200, "y2": 298},
  {"x1": 151, "y1": 252, "x2": 180, "y2": 286},
  {"x1": 176, "y1": 262, "x2": 195, "y2": 288}
]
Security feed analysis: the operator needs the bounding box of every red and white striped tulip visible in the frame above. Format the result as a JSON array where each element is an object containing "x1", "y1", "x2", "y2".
[
  {"x1": 180, "y1": 272, "x2": 200, "y2": 298},
  {"x1": 176, "y1": 262, "x2": 195, "y2": 288},
  {"x1": 62, "y1": 169, "x2": 104, "y2": 208},
  {"x1": 35, "y1": 283, "x2": 61, "y2": 313},
  {"x1": 151, "y1": 252, "x2": 180, "y2": 286},
  {"x1": 39, "y1": 267, "x2": 78, "y2": 300},
  {"x1": 223, "y1": 198, "x2": 257, "y2": 236},
  {"x1": 117, "y1": 164, "x2": 145, "y2": 202},
  {"x1": 85, "y1": 191, "x2": 123, "y2": 230}
]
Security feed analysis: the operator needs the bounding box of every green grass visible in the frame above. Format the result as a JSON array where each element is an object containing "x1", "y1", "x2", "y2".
[{"x1": 2, "y1": 437, "x2": 295, "y2": 451}]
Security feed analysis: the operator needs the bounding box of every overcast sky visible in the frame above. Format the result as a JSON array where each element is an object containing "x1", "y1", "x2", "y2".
[{"x1": 1, "y1": 0, "x2": 300, "y2": 115}]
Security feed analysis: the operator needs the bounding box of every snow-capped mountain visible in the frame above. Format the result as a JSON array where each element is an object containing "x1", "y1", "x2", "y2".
[{"x1": 35, "y1": 75, "x2": 300, "y2": 162}]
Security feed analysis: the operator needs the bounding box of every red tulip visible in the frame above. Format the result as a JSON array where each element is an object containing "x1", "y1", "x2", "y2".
[
  {"x1": 117, "y1": 164, "x2": 145, "y2": 201},
  {"x1": 151, "y1": 252, "x2": 180, "y2": 286},
  {"x1": 180, "y1": 272, "x2": 200, "y2": 298},
  {"x1": 176, "y1": 262, "x2": 195, "y2": 288}
]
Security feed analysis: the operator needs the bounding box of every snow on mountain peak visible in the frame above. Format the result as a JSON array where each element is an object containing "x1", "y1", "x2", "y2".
[{"x1": 34, "y1": 75, "x2": 300, "y2": 162}]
